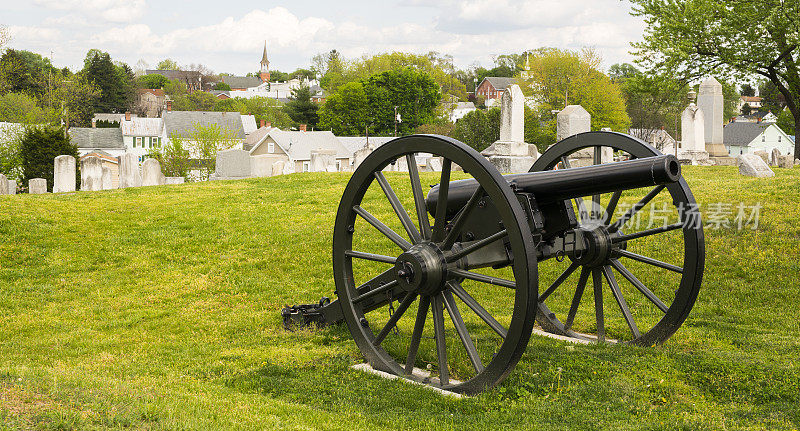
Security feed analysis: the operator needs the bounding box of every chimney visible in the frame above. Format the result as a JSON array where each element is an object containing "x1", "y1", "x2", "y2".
[
  {"x1": 299, "y1": 124, "x2": 307, "y2": 132},
  {"x1": 260, "y1": 119, "x2": 265, "y2": 128},
  {"x1": 91, "y1": 119, "x2": 96, "y2": 128},
  {"x1": 166, "y1": 100, "x2": 172, "y2": 112},
  {"x1": 125, "y1": 111, "x2": 131, "y2": 121},
  {"x1": 265, "y1": 122, "x2": 272, "y2": 128}
]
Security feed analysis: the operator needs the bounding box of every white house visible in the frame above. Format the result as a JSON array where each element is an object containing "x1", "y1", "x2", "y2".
[
  {"x1": 248, "y1": 127, "x2": 351, "y2": 172},
  {"x1": 162, "y1": 111, "x2": 246, "y2": 158},
  {"x1": 723, "y1": 121, "x2": 794, "y2": 156},
  {"x1": 449, "y1": 101, "x2": 477, "y2": 122},
  {"x1": 120, "y1": 116, "x2": 164, "y2": 162}
]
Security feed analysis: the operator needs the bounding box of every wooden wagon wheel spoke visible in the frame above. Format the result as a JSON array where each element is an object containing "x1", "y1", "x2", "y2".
[
  {"x1": 539, "y1": 261, "x2": 580, "y2": 302},
  {"x1": 602, "y1": 265, "x2": 641, "y2": 338},
  {"x1": 344, "y1": 250, "x2": 397, "y2": 264},
  {"x1": 372, "y1": 292, "x2": 417, "y2": 346},
  {"x1": 431, "y1": 294, "x2": 449, "y2": 386},
  {"x1": 616, "y1": 249, "x2": 683, "y2": 274},
  {"x1": 604, "y1": 190, "x2": 622, "y2": 225},
  {"x1": 592, "y1": 268, "x2": 605, "y2": 342},
  {"x1": 446, "y1": 229, "x2": 508, "y2": 263},
  {"x1": 406, "y1": 153, "x2": 432, "y2": 241},
  {"x1": 443, "y1": 290, "x2": 484, "y2": 373},
  {"x1": 352, "y1": 280, "x2": 399, "y2": 304},
  {"x1": 448, "y1": 281, "x2": 508, "y2": 339},
  {"x1": 431, "y1": 158, "x2": 453, "y2": 243},
  {"x1": 442, "y1": 186, "x2": 485, "y2": 250},
  {"x1": 564, "y1": 267, "x2": 590, "y2": 332},
  {"x1": 352, "y1": 205, "x2": 412, "y2": 251},
  {"x1": 610, "y1": 259, "x2": 669, "y2": 313},
  {"x1": 404, "y1": 295, "x2": 430, "y2": 375},
  {"x1": 449, "y1": 268, "x2": 516, "y2": 289},
  {"x1": 373, "y1": 172, "x2": 422, "y2": 244},
  {"x1": 611, "y1": 185, "x2": 666, "y2": 230},
  {"x1": 611, "y1": 222, "x2": 683, "y2": 243}
]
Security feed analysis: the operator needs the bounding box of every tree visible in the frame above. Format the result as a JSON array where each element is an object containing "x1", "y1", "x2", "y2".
[
  {"x1": 630, "y1": 0, "x2": 800, "y2": 158},
  {"x1": 183, "y1": 123, "x2": 238, "y2": 180},
  {"x1": 318, "y1": 49, "x2": 347, "y2": 92},
  {"x1": 284, "y1": 85, "x2": 319, "y2": 128},
  {"x1": 52, "y1": 74, "x2": 101, "y2": 128},
  {"x1": 0, "y1": 49, "x2": 56, "y2": 97},
  {"x1": 318, "y1": 82, "x2": 370, "y2": 135},
  {"x1": 759, "y1": 79, "x2": 786, "y2": 113},
  {"x1": 777, "y1": 109, "x2": 796, "y2": 136},
  {"x1": 0, "y1": 123, "x2": 25, "y2": 180},
  {"x1": 138, "y1": 74, "x2": 169, "y2": 89},
  {"x1": 741, "y1": 83, "x2": 756, "y2": 97},
  {"x1": 742, "y1": 104, "x2": 753, "y2": 115},
  {"x1": 172, "y1": 91, "x2": 217, "y2": 111},
  {"x1": 451, "y1": 108, "x2": 500, "y2": 152},
  {"x1": 157, "y1": 59, "x2": 179, "y2": 70},
  {"x1": 20, "y1": 126, "x2": 79, "y2": 191},
  {"x1": 0, "y1": 92, "x2": 54, "y2": 124},
  {"x1": 362, "y1": 67, "x2": 442, "y2": 136},
  {"x1": 163, "y1": 79, "x2": 188, "y2": 98},
  {"x1": 610, "y1": 63, "x2": 688, "y2": 143},
  {"x1": 212, "y1": 82, "x2": 231, "y2": 91},
  {"x1": 81, "y1": 50, "x2": 134, "y2": 113},
  {"x1": 213, "y1": 96, "x2": 293, "y2": 129},
  {"x1": 519, "y1": 48, "x2": 631, "y2": 143},
  {"x1": 146, "y1": 138, "x2": 191, "y2": 180}
]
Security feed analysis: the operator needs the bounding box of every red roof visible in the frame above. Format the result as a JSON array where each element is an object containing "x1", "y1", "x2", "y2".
[{"x1": 137, "y1": 88, "x2": 165, "y2": 97}]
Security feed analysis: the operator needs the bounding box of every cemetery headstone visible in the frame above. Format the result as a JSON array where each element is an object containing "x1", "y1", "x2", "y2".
[
  {"x1": 53, "y1": 155, "x2": 76, "y2": 193},
  {"x1": 250, "y1": 155, "x2": 274, "y2": 177},
  {"x1": 118, "y1": 153, "x2": 142, "y2": 188},
  {"x1": 481, "y1": 84, "x2": 538, "y2": 173},
  {"x1": 29, "y1": 178, "x2": 47, "y2": 194},
  {"x1": 272, "y1": 160, "x2": 286, "y2": 177},
  {"x1": 141, "y1": 158, "x2": 165, "y2": 186},
  {"x1": 697, "y1": 77, "x2": 734, "y2": 163},
  {"x1": 426, "y1": 157, "x2": 443, "y2": 172},
  {"x1": 778, "y1": 154, "x2": 794, "y2": 169},
  {"x1": 165, "y1": 177, "x2": 185, "y2": 185},
  {"x1": 678, "y1": 103, "x2": 711, "y2": 165},
  {"x1": 214, "y1": 149, "x2": 252, "y2": 179},
  {"x1": 7, "y1": 180, "x2": 16, "y2": 195},
  {"x1": 753, "y1": 150, "x2": 769, "y2": 165},
  {"x1": 737, "y1": 154, "x2": 774, "y2": 178},
  {"x1": 80, "y1": 156, "x2": 103, "y2": 191},
  {"x1": 310, "y1": 149, "x2": 337, "y2": 172},
  {"x1": 353, "y1": 142, "x2": 375, "y2": 170},
  {"x1": 555, "y1": 105, "x2": 594, "y2": 167},
  {"x1": 0, "y1": 174, "x2": 6, "y2": 194},
  {"x1": 770, "y1": 148, "x2": 781, "y2": 167},
  {"x1": 101, "y1": 166, "x2": 114, "y2": 190}
]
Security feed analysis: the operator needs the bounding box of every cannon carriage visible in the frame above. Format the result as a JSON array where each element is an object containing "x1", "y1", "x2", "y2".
[{"x1": 283, "y1": 131, "x2": 704, "y2": 395}]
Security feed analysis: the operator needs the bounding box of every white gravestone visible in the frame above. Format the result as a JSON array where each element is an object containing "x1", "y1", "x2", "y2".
[
  {"x1": 165, "y1": 177, "x2": 185, "y2": 185},
  {"x1": 250, "y1": 155, "x2": 274, "y2": 178},
  {"x1": 271, "y1": 160, "x2": 286, "y2": 177},
  {"x1": 141, "y1": 158, "x2": 165, "y2": 186},
  {"x1": 697, "y1": 77, "x2": 730, "y2": 159},
  {"x1": 310, "y1": 149, "x2": 337, "y2": 172},
  {"x1": 7, "y1": 179, "x2": 16, "y2": 195},
  {"x1": 737, "y1": 154, "x2": 774, "y2": 178},
  {"x1": 778, "y1": 154, "x2": 794, "y2": 169},
  {"x1": 0, "y1": 174, "x2": 6, "y2": 194},
  {"x1": 53, "y1": 155, "x2": 76, "y2": 193},
  {"x1": 556, "y1": 105, "x2": 595, "y2": 167},
  {"x1": 481, "y1": 84, "x2": 538, "y2": 173},
  {"x1": 770, "y1": 148, "x2": 781, "y2": 167},
  {"x1": 353, "y1": 143, "x2": 375, "y2": 170},
  {"x1": 678, "y1": 103, "x2": 711, "y2": 165},
  {"x1": 753, "y1": 150, "x2": 769, "y2": 165},
  {"x1": 283, "y1": 161, "x2": 296, "y2": 175},
  {"x1": 118, "y1": 153, "x2": 142, "y2": 188},
  {"x1": 29, "y1": 178, "x2": 47, "y2": 194},
  {"x1": 214, "y1": 149, "x2": 252, "y2": 179},
  {"x1": 426, "y1": 157, "x2": 443, "y2": 172},
  {"x1": 80, "y1": 156, "x2": 103, "y2": 191},
  {"x1": 101, "y1": 166, "x2": 114, "y2": 190}
]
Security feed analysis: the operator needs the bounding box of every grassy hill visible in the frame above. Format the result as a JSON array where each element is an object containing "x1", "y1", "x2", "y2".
[{"x1": 1, "y1": 166, "x2": 799, "y2": 430}]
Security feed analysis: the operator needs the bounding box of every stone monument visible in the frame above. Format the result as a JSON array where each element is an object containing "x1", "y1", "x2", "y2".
[
  {"x1": 555, "y1": 105, "x2": 596, "y2": 167},
  {"x1": 737, "y1": 154, "x2": 774, "y2": 178},
  {"x1": 101, "y1": 166, "x2": 114, "y2": 190},
  {"x1": 214, "y1": 149, "x2": 252, "y2": 179},
  {"x1": 165, "y1": 177, "x2": 185, "y2": 185},
  {"x1": 53, "y1": 155, "x2": 76, "y2": 193},
  {"x1": 0, "y1": 174, "x2": 6, "y2": 194},
  {"x1": 29, "y1": 178, "x2": 47, "y2": 194},
  {"x1": 80, "y1": 156, "x2": 104, "y2": 191},
  {"x1": 778, "y1": 154, "x2": 794, "y2": 169},
  {"x1": 480, "y1": 84, "x2": 539, "y2": 173},
  {"x1": 142, "y1": 158, "x2": 165, "y2": 186},
  {"x1": 310, "y1": 149, "x2": 337, "y2": 172},
  {"x1": 7, "y1": 180, "x2": 16, "y2": 195},
  {"x1": 770, "y1": 148, "x2": 781, "y2": 167},
  {"x1": 118, "y1": 153, "x2": 142, "y2": 188},
  {"x1": 678, "y1": 103, "x2": 711, "y2": 165},
  {"x1": 272, "y1": 160, "x2": 286, "y2": 177},
  {"x1": 250, "y1": 155, "x2": 273, "y2": 177},
  {"x1": 697, "y1": 77, "x2": 734, "y2": 164},
  {"x1": 753, "y1": 150, "x2": 769, "y2": 165},
  {"x1": 353, "y1": 141, "x2": 375, "y2": 170}
]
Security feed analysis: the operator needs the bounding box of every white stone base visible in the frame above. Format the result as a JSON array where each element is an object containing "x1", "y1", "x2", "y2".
[
  {"x1": 350, "y1": 363, "x2": 464, "y2": 398},
  {"x1": 675, "y1": 150, "x2": 711, "y2": 166},
  {"x1": 485, "y1": 155, "x2": 535, "y2": 173}
]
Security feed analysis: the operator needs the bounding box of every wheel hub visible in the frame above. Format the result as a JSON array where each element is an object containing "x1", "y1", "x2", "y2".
[
  {"x1": 573, "y1": 226, "x2": 615, "y2": 267},
  {"x1": 395, "y1": 243, "x2": 447, "y2": 296}
]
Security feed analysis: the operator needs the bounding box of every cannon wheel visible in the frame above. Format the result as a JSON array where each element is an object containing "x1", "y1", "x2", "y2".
[
  {"x1": 333, "y1": 134, "x2": 538, "y2": 394},
  {"x1": 531, "y1": 131, "x2": 704, "y2": 346}
]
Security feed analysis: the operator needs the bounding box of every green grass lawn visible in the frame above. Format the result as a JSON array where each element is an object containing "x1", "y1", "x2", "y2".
[{"x1": 1, "y1": 166, "x2": 799, "y2": 430}]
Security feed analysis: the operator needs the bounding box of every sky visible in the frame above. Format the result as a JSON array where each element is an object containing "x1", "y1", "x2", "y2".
[{"x1": 2, "y1": 0, "x2": 647, "y2": 75}]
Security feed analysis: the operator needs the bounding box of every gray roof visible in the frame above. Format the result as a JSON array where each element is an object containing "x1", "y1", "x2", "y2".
[
  {"x1": 337, "y1": 136, "x2": 396, "y2": 155},
  {"x1": 254, "y1": 129, "x2": 350, "y2": 160},
  {"x1": 163, "y1": 111, "x2": 245, "y2": 140},
  {"x1": 221, "y1": 76, "x2": 263, "y2": 89},
  {"x1": 483, "y1": 77, "x2": 516, "y2": 91},
  {"x1": 723, "y1": 122, "x2": 770, "y2": 147},
  {"x1": 145, "y1": 69, "x2": 201, "y2": 81},
  {"x1": 121, "y1": 118, "x2": 163, "y2": 136},
  {"x1": 69, "y1": 127, "x2": 125, "y2": 149},
  {"x1": 243, "y1": 126, "x2": 274, "y2": 151}
]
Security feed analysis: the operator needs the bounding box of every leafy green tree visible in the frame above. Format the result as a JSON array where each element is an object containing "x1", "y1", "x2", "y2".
[
  {"x1": 363, "y1": 67, "x2": 442, "y2": 136},
  {"x1": 52, "y1": 74, "x2": 101, "y2": 128},
  {"x1": 146, "y1": 138, "x2": 191, "y2": 180},
  {"x1": 348, "y1": 52, "x2": 467, "y2": 100},
  {"x1": 318, "y1": 82, "x2": 370, "y2": 135},
  {"x1": 451, "y1": 108, "x2": 500, "y2": 152},
  {"x1": 742, "y1": 104, "x2": 753, "y2": 115},
  {"x1": 212, "y1": 82, "x2": 231, "y2": 91},
  {"x1": 172, "y1": 91, "x2": 217, "y2": 111},
  {"x1": 519, "y1": 48, "x2": 630, "y2": 143},
  {"x1": 777, "y1": 109, "x2": 796, "y2": 136},
  {"x1": 319, "y1": 49, "x2": 348, "y2": 92},
  {"x1": 81, "y1": 50, "x2": 134, "y2": 113},
  {"x1": 184, "y1": 123, "x2": 238, "y2": 180},
  {"x1": 759, "y1": 80, "x2": 786, "y2": 114},
  {"x1": 630, "y1": 0, "x2": 800, "y2": 158},
  {"x1": 284, "y1": 85, "x2": 319, "y2": 128},
  {"x1": 0, "y1": 124, "x2": 25, "y2": 180},
  {"x1": 20, "y1": 126, "x2": 79, "y2": 191},
  {"x1": 163, "y1": 79, "x2": 188, "y2": 98},
  {"x1": 0, "y1": 49, "x2": 57, "y2": 97},
  {"x1": 0, "y1": 92, "x2": 54, "y2": 124},
  {"x1": 741, "y1": 84, "x2": 756, "y2": 97},
  {"x1": 137, "y1": 74, "x2": 169, "y2": 89},
  {"x1": 157, "y1": 59, "x2": 179, "y2": 70}
]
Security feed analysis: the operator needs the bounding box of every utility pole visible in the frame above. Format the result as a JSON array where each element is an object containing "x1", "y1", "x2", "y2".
[
  {"x1": 49, "y1": 50, "x2": 53, "y2": 109},
  {"x1": 393, "y1": 106, "x2": 399, "y2": 137}
]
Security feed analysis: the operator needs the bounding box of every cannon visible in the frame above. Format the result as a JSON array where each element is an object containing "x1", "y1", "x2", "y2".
[{"x1": 283, "y1": 132, "x2": 704, "y2": 395}]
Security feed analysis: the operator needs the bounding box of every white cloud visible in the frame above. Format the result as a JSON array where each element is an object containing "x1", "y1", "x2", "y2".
[{"x1": 33, "y1": 0, "x2": 147, "y2": 23}]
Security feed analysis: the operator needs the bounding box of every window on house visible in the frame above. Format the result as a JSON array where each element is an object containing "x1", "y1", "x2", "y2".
[
  {"x1": 268, "y1": 142, "x2": 274, "y2": 153},
  {"x1": 303, "y1": 161, "x2": 310, "y2": 172},
  {"x1": 778, "y1": 136, "x2": 781, "y2": 142},
  {"x1": 762, "y1": 135, "x2": 766, "y2": 142},
  {"x1": 136, "y1": 137, "x2": 142, "y2": 147},
  {"x1": 336, "y1": 160, "x2": 341, "y2": 171}
]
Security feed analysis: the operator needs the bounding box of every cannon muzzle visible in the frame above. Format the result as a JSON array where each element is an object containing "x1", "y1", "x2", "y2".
[{"x1": 426, "y1": 155, "x2": 681, "y2": 216}]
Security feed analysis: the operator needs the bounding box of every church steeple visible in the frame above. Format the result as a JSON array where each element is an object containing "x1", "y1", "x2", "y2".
[{"x1": 260, "y1": 41, "x2": 270, "y2": 82}]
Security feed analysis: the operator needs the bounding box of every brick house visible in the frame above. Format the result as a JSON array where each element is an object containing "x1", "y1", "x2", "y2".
[{"x1": 476, "y1": 77, "x2": 517, "y2": 103}]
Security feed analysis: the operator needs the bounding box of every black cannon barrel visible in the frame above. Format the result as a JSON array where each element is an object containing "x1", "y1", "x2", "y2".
[{"x1": 426, "y1": 155, "x2": 681, "y2": 215}]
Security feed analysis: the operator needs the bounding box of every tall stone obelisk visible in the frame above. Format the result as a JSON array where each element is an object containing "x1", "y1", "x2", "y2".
[{"x1": 697, "y1": 77, "x2": 733, "y2": 164}]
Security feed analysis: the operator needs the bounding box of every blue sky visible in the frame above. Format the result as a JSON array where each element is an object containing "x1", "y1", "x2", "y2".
[{"x1": 2, "y1": 0, "x2": 646, "y2": 75}]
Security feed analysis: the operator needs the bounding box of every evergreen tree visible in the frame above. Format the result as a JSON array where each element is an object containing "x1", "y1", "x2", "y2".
[
  {"x1": 284, "y1": 86, "x2": 319, "y2": 128},
  {"x1": 20, "y1": 126, "x2": 79, "y2": 191}
]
